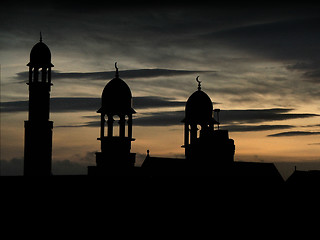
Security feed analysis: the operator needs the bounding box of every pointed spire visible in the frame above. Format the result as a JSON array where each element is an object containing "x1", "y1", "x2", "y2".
[
  {"x1": 40, "y1": 31, "x2": 42, "y2": 42},
  {"x1": 196, "y1": 76, "x2": 201, "y2": 91},
  {"x1": 115, "y1": 62, "x2": 119, "y2": 78}
]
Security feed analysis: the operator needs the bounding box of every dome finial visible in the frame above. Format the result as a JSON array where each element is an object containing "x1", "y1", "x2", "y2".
[
  {"x1": 115, "y1": 62, "x2": 119, "y2": 78},
  {"x1": 40, "y1": 31, "x2": 42, "y2": 42},
  {"x1": 196, "y1": 76, "x2": 201, "y2": 91}
]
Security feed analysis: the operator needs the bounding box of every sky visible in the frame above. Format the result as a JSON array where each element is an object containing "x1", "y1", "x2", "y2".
[{"x1": 1, "y1": 2, "x2": 320, "y2": 179}]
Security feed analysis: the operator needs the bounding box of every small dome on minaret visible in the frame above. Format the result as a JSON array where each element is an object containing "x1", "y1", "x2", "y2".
[
  {"x1": 185, "y1": 76, "x2": 213, "y2": 123},
  {"x1": 27, "y1": 32, "x2": 54, "y2": 67},
  {"x1": 99, "y1": 62, "x2": 135, "y2": 115}
]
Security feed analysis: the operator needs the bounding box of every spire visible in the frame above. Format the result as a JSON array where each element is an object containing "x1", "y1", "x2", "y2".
[
  {"x1": 115, "y1": 62, "x2": 119, "y2": 78},
  {"x1": 196, "y1": 76, "x2": 201, "y2": 91},
  {"x1": 40, "y1": 31, "x2": 42, "y2": 42}
]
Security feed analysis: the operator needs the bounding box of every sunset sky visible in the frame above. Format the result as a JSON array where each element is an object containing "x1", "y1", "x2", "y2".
[{"x1": 1, "y1": 2, "x2": 320, "y2": 178}]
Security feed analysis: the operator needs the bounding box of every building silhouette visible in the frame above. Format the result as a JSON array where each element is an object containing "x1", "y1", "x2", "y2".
[
  {"x1": 141, "y1": 78, "x2": 282, "y2": 182},
  {"x1": 20, "y1": 34, "x2": 284, "y2": 184},
  {"x1": 182, "y1": 77, "x2": 235, "y2": 166},
  {"x1": 142, "y1": 77, "x2": 236, "y2": 176},
  {"x1": 88, "y1": 63, "x2": 136, "y2": 176},
  {"x1": 286, "y1": 168, "x2": 320, "y2": 186},
  {"x1": 24, "y1": 34, "x2": 54, "y2": 176}
]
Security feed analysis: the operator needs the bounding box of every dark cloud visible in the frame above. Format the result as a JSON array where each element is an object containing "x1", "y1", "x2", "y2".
[
  {"x1": 205, "y1": 17, "x2": 320, "y2": 61},
  {"x1": 1, "y1": 98, "x2": 99, "y2": 113},
  {"x1": 52, "y1": 160, "x2": 88, "y2": 175},
  {"x1": 286, "y1": 62, "x2": 320, "y2": 83},
  {"x1": 134, "y1": 111, "x2": 185, "y2": 126},
  {"x1": 62, "y1": 110, "x2": 185, "y2": 128},
  {"x1": 15, "y1": 69, "x2": 213, "y2": 82},
  {"x1": 0, "y1": 158, "x2": 23, "y2": 176},
  {"x1": 3, "y1": 97, "x2": 317, "y2": 128},
  {"x1": 268, "y1": 131, "x2": 320, "y2": 137},
  {"x1": 0, "y1": 158, "x2": 88, "y2": 176},
  {"x1": 224, "y1": 124, "x2": 294, "y2": 133},
  {"x1": 219, "y1": 109, "x2": 319, "y2": 124},
  {"x1": 134, "y1": 96, "x2": 185, "y2": 109},
  {"x1": 56, "y1": 108, "x2": 319, "y2": 128},
  {"x1": 202, "y1": 16, "x2": 320, "y2": 87},
  {"x1": 1, "y1": 96, "x2": 186, "y2": 113},
  {"x1": 1, "y1": 100, "x2": 28, "y2": 113},
  {"x1": 133, "y1": 108, "x2": 318, "y2": 128}
]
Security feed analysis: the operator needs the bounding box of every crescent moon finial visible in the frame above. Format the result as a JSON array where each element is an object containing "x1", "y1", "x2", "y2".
[
  {"x1": 196, "y1": 76, "x2": 201, "y2": 90},
  {"x1": 115, "y1": 62, "x2": 119, "y2": 78}
]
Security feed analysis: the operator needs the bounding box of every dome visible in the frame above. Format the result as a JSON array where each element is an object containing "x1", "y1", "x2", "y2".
[
  {"x1": 185, "y1": 89, "x2": 213, "y2": 123},
  {"x1": 99, "y1": 76, "x2": 135, "y2": 115},
  {"x1": 27, "y1": 41, "x2": 53, "y2": 67}
]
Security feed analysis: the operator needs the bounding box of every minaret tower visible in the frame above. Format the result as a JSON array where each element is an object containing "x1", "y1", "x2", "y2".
[
  {"x1": 24, "y1": 33, "x2": 54, "y2": 176},
  {"x1": 89, "y1": 63, "x2": 136, "y2": 175},
  {"x1": 182, "y1": 77, "x2": 235, "y2": 167}
]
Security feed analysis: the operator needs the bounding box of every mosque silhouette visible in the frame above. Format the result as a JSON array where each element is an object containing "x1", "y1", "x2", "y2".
[{"x1": 24, "y1": 35, "x2": 314, "y2": 185}]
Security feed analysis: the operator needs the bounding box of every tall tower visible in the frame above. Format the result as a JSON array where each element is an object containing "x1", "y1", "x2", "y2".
[
  {"x1": 89, "y1": 63, "x2": 136, "y2": 175},
  {"x1": 24, "y1": 34, "x2": 54, "y2": 176},
  {"x1": 182, "y1": 77, "x2": 235, "y2": 168}
]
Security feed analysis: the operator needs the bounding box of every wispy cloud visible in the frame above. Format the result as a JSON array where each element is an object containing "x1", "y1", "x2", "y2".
[
  {"x1": 0, "y1": 157, "x2": 88, "y2": 176},
  {"x1": 268, "y1": 131, "x2": 320, "y2": 137},
  {"x1": 220, "y1": 108, "x2": 319, "y2": 124},
  {"x1": 1, "y1": 96, "x2": 186, "y2": 113},
  {"x1": 15, "y1": 69, "x2": 214, "y2": 81},
  {"x1": 225, "y1": 124, "x2": 294, "y2": 132},
  {"x1": 56, "y1": 108, "x2": 319, "y2": 129}
]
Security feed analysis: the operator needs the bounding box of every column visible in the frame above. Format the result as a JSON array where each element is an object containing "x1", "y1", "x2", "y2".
[
  {"x1": 128, "y1": 114, "x2": 133, "y2": 139},
  {"x1": 119, "y1": 115, "x2": 125, "y2": 138},
  {"x1": 34, "y1": 68, "x2": 39, "y2": 82},
  {"x1": 48, "y1": 67, "x2": 51, "y2": 84},
  {"x1": 190, "y1": 123, "x2": 197, "y2": 144},
  {"x1": 100, "y1": 114, "x2": 105, "y2": 138},
  {"x1": 107, "y1": 115, "x2": 113, "y2": 137},
  {"x1": 184, "y1": 122, "x2": 189, "y2": 146},
  {"x1": 42, "y1": 68, "x2": 47, "y2": 82},
  {"x1": 29, "y1": 67, "x2": 32, "y2": 84}
]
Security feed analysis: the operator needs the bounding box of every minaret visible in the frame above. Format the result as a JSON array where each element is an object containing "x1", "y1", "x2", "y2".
[
  {"x1": 24, "y1": 33, "x2": 54, "y2": 176},
  {"x1": 88, "y1": 63, "x2": 136, "y2": 175},
  {"x1": 182, "y1": 77, "x2": 235, "y2": 167}
]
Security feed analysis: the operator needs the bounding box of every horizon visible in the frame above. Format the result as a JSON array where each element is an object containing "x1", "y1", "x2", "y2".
[{"x1": 1, "y1": 3, "x2": 320, "y2": 179}]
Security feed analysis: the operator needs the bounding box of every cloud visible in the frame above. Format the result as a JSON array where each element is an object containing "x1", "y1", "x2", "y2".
[
  {"x1": 4, "y1": 98, "x2": 317, "y2": 126},
  {"x1": 3, "y1": 96, "x2": 316, "y2": 129},
  {"x1": 62, "y1": 110, "x2": 185, "y2": 128},
  {"x1": 219, "y1": 108, "x2": 319, "y2": 124},
  {"x1": 57, "y1": 108, "x2": 319, "y2": 128},
  {"x1": 15, "y1": 69, "x2": 213, "y2": 81},
  {"x1": 134, "y1": 111, "x2": 185, "y2": 126},
  {"x1": 0, "y1": 157, "x2": 90, "y2": 176},
  {"x1": 52, "y1": 160, "x2": 88, "y2": 175},
  {"x1": 0, "y1": 158, "x2": 23, "y2": 176},
  {"x1": 225, "y1": 124, "x2": 294, "y2": 133},
  {"x1": 1, "y1": 98, "x2": 100, "y2": 113},
  {"x1": 205, "y1": 17, "x2": 320, "y2": 62},
  {"x1": 1, "y1": 96, "x2": 186, "y2": 113},
  {"x1": 286, "y1": 62, "x2": 320, "y2": 83},
  {"x1": 133, "y1": 108, "x2": 318, "y2": 127},
  {"x1": 268, "y1": 131, "x2": 320, "y2": 137}
]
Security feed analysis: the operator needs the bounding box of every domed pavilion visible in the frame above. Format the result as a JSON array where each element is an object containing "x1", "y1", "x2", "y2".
[
  {"x1": 182, "y1": 77, "x2": 235, "y2": 165},
  {"x1": 89, "y1": 63, "x2": 136, "y2": 175}
]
